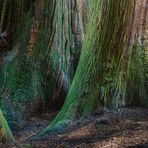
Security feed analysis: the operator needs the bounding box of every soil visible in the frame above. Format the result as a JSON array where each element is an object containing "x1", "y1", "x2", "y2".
[{"x1": 11, "y1": 108, "x2": 148, "y2": 148}]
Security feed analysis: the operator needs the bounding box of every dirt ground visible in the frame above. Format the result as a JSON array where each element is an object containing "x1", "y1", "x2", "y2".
[{"x1": 12, "y1": 108, "x2": 148, "y2": 148}]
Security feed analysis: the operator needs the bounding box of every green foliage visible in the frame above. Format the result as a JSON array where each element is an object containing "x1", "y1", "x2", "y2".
[
  {"x1": 22, "y1": 143, "x2": 32, "y2": 148},
  {"x1": 96, "y1": 123, "x2": 109, "y2": 131}
]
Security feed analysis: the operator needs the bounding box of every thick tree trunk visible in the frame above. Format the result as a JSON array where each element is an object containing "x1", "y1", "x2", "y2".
[
  {"x1": 58, "y1": 0, "x2": 133, "y2": 116},
  {"x1": 0, "y1": 0, "x2": 33, "y2": 130},
  {"x1": 0, "y1": 0, "x2": 83, "y2": 129},
  {"x1": 0, "y1": 0, "x2": 147, "y2": 141},
  {"x1": 34, "y1": 0, "x2": 148, "y2": 137}
]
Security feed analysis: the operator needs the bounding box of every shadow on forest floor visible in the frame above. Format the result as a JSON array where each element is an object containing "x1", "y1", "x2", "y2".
[{"x1": 12, "y1": 108, "x2": 148, "y2": 148}]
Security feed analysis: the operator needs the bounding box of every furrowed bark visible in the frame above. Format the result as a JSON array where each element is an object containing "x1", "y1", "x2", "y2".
[{"x1": 33, "y1": 0, "x2": 137, "y2": 138}]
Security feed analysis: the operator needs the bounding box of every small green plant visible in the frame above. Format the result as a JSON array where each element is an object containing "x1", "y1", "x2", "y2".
[{"x1": 96, "y1": 123, "x2": 109, "y2": 131}]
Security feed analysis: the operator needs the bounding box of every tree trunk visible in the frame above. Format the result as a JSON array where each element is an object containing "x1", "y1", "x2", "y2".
[
  {"x1": 34, "y1": 0, "x2": 148, "y2": 137},
  {"x1": 0, "y1": 0, "x2": 83, "y2": 129},
  {"x1": 0, "y1": 0, "x2": 147, "y2": 140}
]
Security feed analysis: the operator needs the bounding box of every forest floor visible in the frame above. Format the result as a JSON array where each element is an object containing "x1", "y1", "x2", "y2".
[{"x1": 13, "y1": 108, "x2": 148, "y2": 148}]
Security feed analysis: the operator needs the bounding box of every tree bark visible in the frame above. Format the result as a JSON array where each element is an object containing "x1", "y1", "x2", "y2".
[
  {"x1": 0, "y1": 0, "x2": 147, "y2": 140},
  {"x1": 34, "y1": 0, "x2": 139, "y2": 137},
  {"x1": 0, "y1": 0, "x2": 83, "y2": 129}
]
